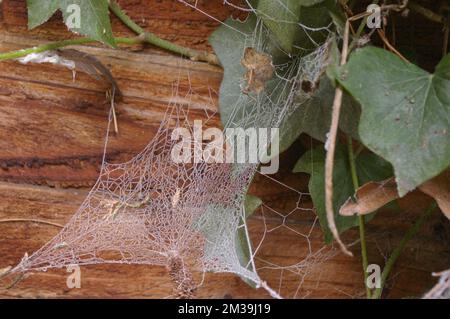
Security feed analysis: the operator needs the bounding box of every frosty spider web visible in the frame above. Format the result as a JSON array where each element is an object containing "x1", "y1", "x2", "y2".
[
  {"x1": 424, "y1": 270, "x2": 450, "y2": 299},
  {"x1": 3, "y1": 1, "x2": 352, "y2": 298}
]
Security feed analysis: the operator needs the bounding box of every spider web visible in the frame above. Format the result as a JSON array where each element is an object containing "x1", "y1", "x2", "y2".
[
  {"x1": 6, "y1": 1, "x2": 349, "y2": 298},
  {"x1": 424, "y1": 270, "x2": 450, "y2": 299}
]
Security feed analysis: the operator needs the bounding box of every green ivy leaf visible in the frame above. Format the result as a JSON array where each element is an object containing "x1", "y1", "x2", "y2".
[
  {"x1": 300, "y1": 0, "x2": 326, "y2": 6},
  {"x1": 209, "y1": 15, "x2": 333, "y2": 157},
  {"x1": 294, "y1": 146, "x2": 392, "y2": 244},
  {"x1": 337, "y1": 47, "x2": 450, "y2": 196},
  {"x1": 193, "y1": 194, "x2": 261, "y2": 287},
  {"x1": 210, "y1": 16, "x2": 294, "y2": 149},
  {"x1": 282, "y1": 76, "x2": 360, "y2": 146},
  {"x1": 293, "y1": 3, "x2": 331, "y2": 55},
  {"x1": 256, "y1": 1, "x2": 331, "y2": 56},
  {"x1": 244, "y1": 194, "x2": 262, "y2": 218},
  {"x1": 209, "y1": 16, "x2": 257, "y2": 128},
  {"x1": 257, "y1": 0, "x2": 302, "y2": 53},
  {"x1": 26, "y1": 0, "x2": 59, "y2": 29},
  {"x1": 26, "y1": 0, "x2": 116, "y2": 47},
  {"x1": 273, "y1": 38, "x2": 359, "y2": 151}
]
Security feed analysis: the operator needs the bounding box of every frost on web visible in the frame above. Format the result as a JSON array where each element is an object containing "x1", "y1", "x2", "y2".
[
  {"x1": 8, "y1": 1, "x2": 342, "y2": 298},
  {"x1": 424, "y1": 270, "x2": 450, "y2": 299}
]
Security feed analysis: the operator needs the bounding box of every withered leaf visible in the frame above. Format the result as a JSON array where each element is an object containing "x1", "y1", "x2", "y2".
[
  {"x1": 339, "y1": 177, "x2": 399, "y2": 216},
  {"x1": 241, "y1": 47, "x2": 275, "y2": 94},
  {"x1": 18, "y1": 49, "x2": 122, "y2": 101},
  {"x1": 340, "y1": 170, "x2": 450, "y2": 220},
  {"x1": 419, "y1": 169, "x2": 450, "y2": 219},
  {"x1": 57, "y1": 49, "x2": 122, "y2": 100}
]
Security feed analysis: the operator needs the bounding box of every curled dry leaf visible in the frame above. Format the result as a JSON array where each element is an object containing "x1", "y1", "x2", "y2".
[
  {"x1": 241, "y1": 47, "x2": 275, "y2": 94},
  {"x1": 339, "y1": 169, "x2": 450, "y2": 220},
  {"x1": 419, "y1": 169, "x2": 450, "y2": 219},
  {"x1": 56, "y1": 49, "x2": 122, "y2": 100},
  {"x1": 339, "y1": 177, "x2": 399, "y2": 217},
  {"x1": 18, "y1": 49, "x2": 122, "y2": 100}
]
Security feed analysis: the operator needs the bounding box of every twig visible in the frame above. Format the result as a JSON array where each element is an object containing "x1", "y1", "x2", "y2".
[
  {"x1": 0, "y1": 218, "x2": 63, "y2": 228},
  {"x1": 382, "y1": 0, "x2": 409, "y2": 12},
  {"x1": 377, "y1": 29, "x2": 410, "y2": 63},
  {"x1": 325, "y1": 4, "x2": 403, "y2": 258},
  {"x1": 372, "y1": 202, "x2": 437, "y2": 299},
  {"x1": 5, "y1": 273, "x2": 25, "y2": 290},
  {"x1": 339, "y1": 0, "x2": 353, "y2": 17},
  {"x1": 409, "y1": 2, "x2": 449, "y2": 26},
  {"x1": 106, "y1": 88, "x2": 119, "y2": 134},
  {"x1": 325, "y1": 12, "x2": 369, "y2": 257},
  {"x1": 109, "y1": 1, "x2": 221, "y2": 66},
  {"x1": 444, "y1": 27, "x2": 449, "y2": 57},
  {"x1": 0, "y1": 266, "x2": 12, "y2": 280}
]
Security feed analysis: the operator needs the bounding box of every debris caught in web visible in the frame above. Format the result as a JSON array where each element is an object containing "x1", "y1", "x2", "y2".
[{"x1": 241, "y1": 47, "x2": 275, "y2": 94}]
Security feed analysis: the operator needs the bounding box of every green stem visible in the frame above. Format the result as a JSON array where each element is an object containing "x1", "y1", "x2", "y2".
[
  {"x1": 372, "y1": 202, "x2": 437, "y2": 299},
  {"x1": 347, "y1": 136, "x2": 371, "y2": 298},
  {"x1": 0, "y1": 37, "x2": 150, "y2": 61},
  {"x1": 109, "y1": 0, "x2": 220, "y2": 66},
  {"x1": 0, "y1": 38, "x2": 94, "y2": 60}
]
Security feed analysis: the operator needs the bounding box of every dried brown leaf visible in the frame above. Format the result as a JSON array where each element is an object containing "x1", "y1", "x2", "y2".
[
  {"x1": 419, "y1": 170, "x2": 450, "y2": 219},
  {"x1": 339, "y1": 177, "x2": 399, "y2": 216},
  {"x1": 241, "y1": 47, "x2": 274, "y2": 94},
  {"x1": 57, "y1": 49, "x2": 122, "y2": 100},
  {"x1": 340, "y1": 169, "x2": 450, "y2": 220}
]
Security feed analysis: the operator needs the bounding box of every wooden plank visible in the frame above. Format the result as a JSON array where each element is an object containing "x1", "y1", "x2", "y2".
[
  {"x1": 1, "y1": 0, "x2": 244, "y2": 50},
  {"x1": 0, "y1": 180, "x2": 448, "y2": 298}
]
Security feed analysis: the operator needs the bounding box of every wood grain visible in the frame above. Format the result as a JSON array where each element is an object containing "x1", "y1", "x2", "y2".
[{"x1": 0, "y1": 0, "x2": 449, "y2": 299}]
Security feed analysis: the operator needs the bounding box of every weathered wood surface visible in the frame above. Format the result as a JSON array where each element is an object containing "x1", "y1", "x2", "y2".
[{"x1": 0, "y1": 0, "x2": 449, "y2": 298}]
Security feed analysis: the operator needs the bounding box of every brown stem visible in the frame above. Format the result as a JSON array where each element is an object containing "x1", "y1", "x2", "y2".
[
  {"x1": 409, "y1": 2, "x2": 449, "y2": 26},
  {"x1": 377, "y1": 29, "x2": 409, "y2": 63},
  {"x1": 325, "y1": 14, "x2": 362, "y2": 257},
  {"x1": 0, "y1": 218, "x2": 63, "y2": 228},
  {"x1": 443, "y1": 27, "x2": 449, "y2": 56}
]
